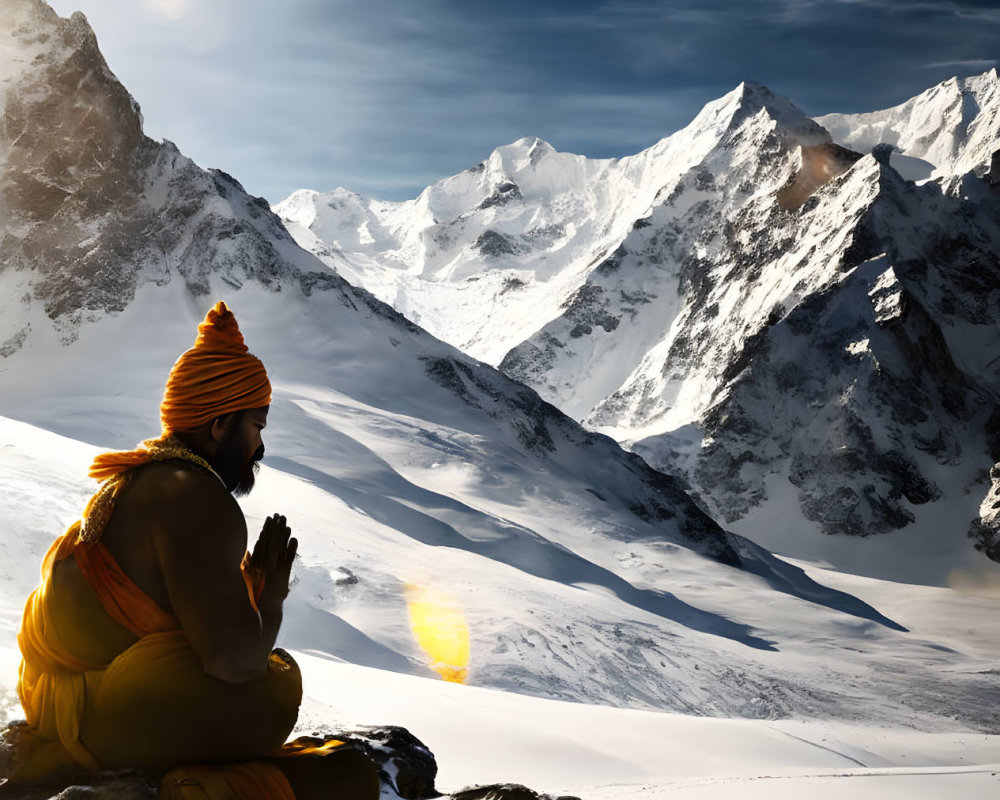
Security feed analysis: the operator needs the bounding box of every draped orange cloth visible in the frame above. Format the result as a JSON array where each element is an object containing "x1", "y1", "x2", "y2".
[
  {"x1": 161, "y1": 762, "x2": 297, "y2": 800},
  {"x1": 159, "y1": 300, "x2": 271, "y2": 436},
  {"x1": 12, "y1": 447, "x2": 298, "y2": 798}
]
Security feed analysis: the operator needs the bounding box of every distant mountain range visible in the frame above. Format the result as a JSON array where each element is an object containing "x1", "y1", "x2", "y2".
[{"x1": 276, "y1": 70, "x2": 1000, "y2": 563}]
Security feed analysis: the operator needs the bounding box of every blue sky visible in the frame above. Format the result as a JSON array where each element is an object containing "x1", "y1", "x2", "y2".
[{"x1": 46, "y1": 0, "x2": 1000, "y2": 203}]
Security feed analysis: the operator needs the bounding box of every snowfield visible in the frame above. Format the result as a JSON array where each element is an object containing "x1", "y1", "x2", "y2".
[{"x1": 2, "y1": 411, "x2": 1000, "y2": 798}]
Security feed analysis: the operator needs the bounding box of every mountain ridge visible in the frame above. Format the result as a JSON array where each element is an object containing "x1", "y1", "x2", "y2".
[{"x1": 278, "y1": 71, "x2": 1000, "y2": 569}]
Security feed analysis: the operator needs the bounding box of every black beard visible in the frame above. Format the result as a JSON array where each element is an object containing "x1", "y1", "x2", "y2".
[{"x1": 215, "y1": 439, "x2": 264, "y2": 497}]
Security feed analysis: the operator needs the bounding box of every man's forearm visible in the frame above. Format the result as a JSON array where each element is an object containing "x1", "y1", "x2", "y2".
[
  {"x1": 257, "y1": 585, "x2": 285, "y2": 655},
  {"x1": 206, "y1": 589, "x2": 284, "y2": 683}
]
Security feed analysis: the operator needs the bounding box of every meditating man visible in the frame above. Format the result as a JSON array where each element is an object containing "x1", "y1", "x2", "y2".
[{"x1": 8, "y1": 302, "x2": 378, "y2": 799}]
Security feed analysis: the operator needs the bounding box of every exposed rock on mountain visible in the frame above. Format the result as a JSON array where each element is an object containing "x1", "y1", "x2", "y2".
[
  {"x1": 280, "y1": 72, "x2": 1000, "y2": 561},
  {"x1": 0, "y1": 0, "x2": 338, "y2": 348},
  {"x1": 972, "y1": 461, "x2": 1000, "y2": 559}
]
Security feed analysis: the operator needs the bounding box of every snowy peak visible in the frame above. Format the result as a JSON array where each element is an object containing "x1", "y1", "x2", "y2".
[
  {"x1": 731, "y1": 81, "x2": 831, "y2": 146},
  {"x1": 817, "y1": 68, "x2": 1000, "y2": 181},
  {"x1": 420, "y1": 135, "x2": 598, "y2": 221},
  {"x1": 489, "y1": 135, "x2": 556, "y2": 172},
  {"x1": 0, "y1": 0, "x2": 145, "y2": 319},
  {"x1": 680, "y1": 80, "x2": 830, "y2": 152},
  {"x1": 0, "y1": 0, "x2": 81, "y2": 90},
  {"x1": 0, "y1": 0, "x2": 144, "y2": 224},
  {"x1": 278, "y1": 80, "x2": 844, "y2": 366}
]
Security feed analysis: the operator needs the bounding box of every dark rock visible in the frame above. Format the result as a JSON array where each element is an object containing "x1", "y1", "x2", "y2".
[
  {"x1": 500, "y1": 276, "x2": 527, "y2": 294},
  {"x1": 298, "y1": 726, "x2": 439, "y2": 799},
  {"x1": 451, "y1": 784, "x2": 580, "y2": 800},
  {"x1": 988, "y1": 149, "x2": 1000, "y2": 186},
  {"x1": 475, "y1": 230, "x2": 518, "y2": 258},
  {"x1": 478, "y1": 182, "x2": 523, "y2": 210},
  {"x1": 970, "y1": 462, "x2": 1000, "y2": 559},
  {"x1": 871, "y1": 143, "x2": 894, "y2": 165},
  {"x1": 560, "y1": 284, "x2": 619, "y2": 338},
  {"x1": 987, "y1": 407, "x2": 1000, "y2": 462}
]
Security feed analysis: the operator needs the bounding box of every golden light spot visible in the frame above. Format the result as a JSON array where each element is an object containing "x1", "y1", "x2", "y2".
[{"x1": 405, "y1": 584, "x2": 470, "y2": 683}]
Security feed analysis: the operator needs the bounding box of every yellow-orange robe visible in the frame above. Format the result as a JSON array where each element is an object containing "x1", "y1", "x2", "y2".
[{"x1": 10, "y1": 445, "x2": 327, "y2": 798}]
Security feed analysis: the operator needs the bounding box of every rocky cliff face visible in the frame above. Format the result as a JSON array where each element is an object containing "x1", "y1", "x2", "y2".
[
  {"x1": 0, "y1": 0, "x2": 341, "y2": 351},
  {"x1": 586, "y1": 147, "x2": 1000, "y2": 543},
  {"x1": 280, "y1": 72, "x2": 1000, "y2": 559}
]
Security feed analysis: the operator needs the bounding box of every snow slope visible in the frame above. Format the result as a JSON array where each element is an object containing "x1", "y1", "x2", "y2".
[{"x1": 3, "y1": 417, "x2": 1000, "y2": 798}]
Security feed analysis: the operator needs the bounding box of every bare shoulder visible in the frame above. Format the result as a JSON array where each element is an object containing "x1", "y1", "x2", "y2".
[{"x1": 129, "y1": 461, "x2": 247, "y2": 545}]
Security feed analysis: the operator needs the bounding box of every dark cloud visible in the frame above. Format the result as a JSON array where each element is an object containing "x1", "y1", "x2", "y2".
[{"x1": 43, "y1": 0, "x2": 1000, "y2": 201}]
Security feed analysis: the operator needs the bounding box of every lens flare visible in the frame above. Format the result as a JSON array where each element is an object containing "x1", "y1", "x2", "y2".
[{"x1": 405, "y1": 584, "x2": 470, "y2": 684}]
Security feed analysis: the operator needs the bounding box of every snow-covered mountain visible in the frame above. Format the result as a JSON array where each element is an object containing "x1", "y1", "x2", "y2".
[
  {"x1": 0, "y1": 0, "x2": 957, "y2": 730},
  {"x1": 278, "y1": 72, "x2": 1000, "y2": 569},
  {"x1": 6, "y1": 3, "x2": 1000, "y2": 796},
  {"x1": 816, "y1": 69, "x2": 1000, "y2": 186}
]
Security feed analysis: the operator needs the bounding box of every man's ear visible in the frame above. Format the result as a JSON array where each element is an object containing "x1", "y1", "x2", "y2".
[{"x1": 209, "y1": 413, "x2": 233, "y2": 443}]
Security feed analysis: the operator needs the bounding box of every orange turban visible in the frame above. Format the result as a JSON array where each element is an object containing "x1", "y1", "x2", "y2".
[
  {"x1": 159, "y1": 301, "x2": 271, "y2": 435},
  {"x1": 87, "y1": 302, "x2": 270, "y2": 482}
]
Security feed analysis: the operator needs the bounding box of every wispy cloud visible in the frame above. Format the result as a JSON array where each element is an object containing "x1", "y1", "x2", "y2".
[
  {"x1": 926, "y1": 59, "x2": 998, "y2": 70},
  {"x1": 43, "y1": 0, "x2": 1000, "y2": 202}
]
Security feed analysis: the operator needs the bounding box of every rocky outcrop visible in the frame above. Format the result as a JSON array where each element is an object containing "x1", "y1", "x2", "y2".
[
  {"x1": 335, "y1": 726, "x2": 439, "y2": 799},
  {"x1": 971, "y1": 462, "x2": 1000, "y2": 559},
  {"x1": 451, "y1": 785, "x2": 580, "y2": 800},
  {"x1": 0, "y1": 722, "x2": 584, "y2": 800}
]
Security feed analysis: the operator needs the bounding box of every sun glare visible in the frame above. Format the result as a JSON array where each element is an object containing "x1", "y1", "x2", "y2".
[
  {"x1": 140, "y1": 0, "x2": 191, "y2": 21},
  {"x1": 405, "y1": 584, "x2": 470, "y2": 684}
]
